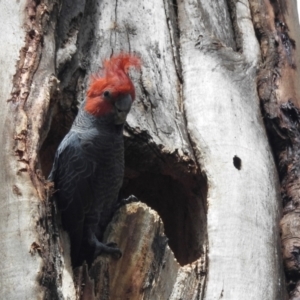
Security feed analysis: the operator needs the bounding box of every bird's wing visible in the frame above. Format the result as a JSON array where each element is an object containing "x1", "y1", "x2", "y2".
[
  {"x1": 49, "y1": 130, "x2": 98, "y2": 266},
  {"x1": 49, "y1": 130, "x2": 96, "y2": 213}
]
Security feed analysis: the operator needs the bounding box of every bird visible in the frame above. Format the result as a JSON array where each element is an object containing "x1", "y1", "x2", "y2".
[{"x1": 48, "y1": 53, "x2": 141, "y2": 267}]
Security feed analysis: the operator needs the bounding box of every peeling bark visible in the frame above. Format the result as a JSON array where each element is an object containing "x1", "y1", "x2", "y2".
[{"x1": 247, "y1": 0, "x2": 300, "y2": 298}]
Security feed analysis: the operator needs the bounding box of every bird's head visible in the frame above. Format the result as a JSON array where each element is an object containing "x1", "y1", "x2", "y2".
[{"x1": 85, "y1": 53, "x2": 141, "y2": 124}]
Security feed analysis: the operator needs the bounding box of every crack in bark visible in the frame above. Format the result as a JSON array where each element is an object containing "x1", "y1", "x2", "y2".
[
  {"x1": 163, "y1": 0, "x2": 183, "y2": 85},
  {"x1": 225, "y1": 0, "x2": 241, "y2": 52},
  {"x1": 9, "y1": 1, "x2": 43, "y2": 104},
  {"x1": 180, "y1": 101, "x2": 208, "y2": 297},
  {"x1": 138, "y1": 69, "x2": 161, "y2": 137},
  {"x1": 112, "y1": 0, "x2": 118, "y2": 54}
]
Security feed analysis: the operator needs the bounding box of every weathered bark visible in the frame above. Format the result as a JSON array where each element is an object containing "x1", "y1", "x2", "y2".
[
  {"x1": 0, "y1": 0, "x2": 64, "y2": 298},
  {"x1": 249, "y1": 0, "x2": 300, "y2": 299},
  {"x1": 77, "y1": 203, "x2": 206, "y2": 300},
  {"x1": 1, "y1": 0, "x2": 299, "y2": 299}
]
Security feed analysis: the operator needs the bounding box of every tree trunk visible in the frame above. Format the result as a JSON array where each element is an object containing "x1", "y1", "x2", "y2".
[{"x1": 0, "y1": 0, "x2": 299, "y2": 299}]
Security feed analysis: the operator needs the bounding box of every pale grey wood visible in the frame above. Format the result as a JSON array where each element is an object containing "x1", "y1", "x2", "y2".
[
  {"x1": 178, "y1": 0, "x2": 284, "y2": 299},
  {"x1": 0, "y1": 1, "x2": 44, "y2": 299}
]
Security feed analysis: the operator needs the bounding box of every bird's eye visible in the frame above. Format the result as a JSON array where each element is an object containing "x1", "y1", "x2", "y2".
[{"x1": 103, "y1": 90, "x2": 111, "y2": 98}]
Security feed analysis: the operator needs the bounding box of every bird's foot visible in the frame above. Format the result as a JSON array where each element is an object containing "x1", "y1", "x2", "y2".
[
  {"x1": 94, "y1": 241, "x2": 122, "y2": 259},
  {"x1": 106, "y1": 242, "x2": 118, "y2": 248}
]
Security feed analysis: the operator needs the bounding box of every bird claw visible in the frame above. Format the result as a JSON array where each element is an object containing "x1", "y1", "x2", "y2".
[
  {"x1": 113, "y1": 249, "x2": 122, "y2": 259},
  {"x1": 106, "y1": 242, "x2": 118, "y2": 248},
  {"x1": 94, "y1": 241, "x2": 122, "y2": 259},
  {"x1": 105, "y1": 242, "x2": 122, "y2": 258}
]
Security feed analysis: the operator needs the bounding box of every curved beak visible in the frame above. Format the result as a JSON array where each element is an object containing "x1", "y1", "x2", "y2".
[{"x1": 114, "y1": 94, "x2": 133, "y2": 124}]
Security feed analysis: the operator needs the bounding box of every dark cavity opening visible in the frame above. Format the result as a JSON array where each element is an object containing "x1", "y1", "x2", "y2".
[
  {"x1": 39, "y1": 100, "x2": 78, "y2": 177},
  {"x1": 233, "y1": 155, "x2": 242, "y2": 170},
  {"x1": 39, "y1": 68, "x2": 85, "y2": 177},
  {"x1": 121, "y1": 127, "x2": 208, "y2": 265}
]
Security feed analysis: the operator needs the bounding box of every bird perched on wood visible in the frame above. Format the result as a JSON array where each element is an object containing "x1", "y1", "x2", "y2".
[{"x1": 48, "y1": 53, "x2": 141, "y2": 267}]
